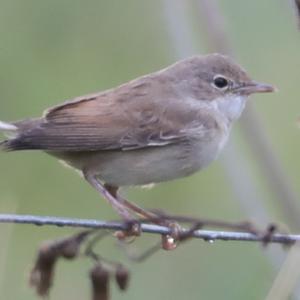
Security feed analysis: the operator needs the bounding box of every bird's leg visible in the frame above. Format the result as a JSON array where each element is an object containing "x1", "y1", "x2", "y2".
[
  {"x1": 84, "y1": 173, "x2": 181, "y2": 249},
  {"x1": 110, "y1": 186, "x2": 172, "y2": 224},
  {"x1": 83, "y1": 172, "x2": 133, "y2": 221},
  {"x1": 84, "y1": 172, "x2": 141, "y2": 237},
  {"x1": 112, "y1": 190, "x2": 159, "y2": 221},
  {"x1": 102, "y1": 184, "x2": 142, "y2": 237},
  {"x1": 112, "y1": 189, "x2": 182, "y2": 250}
]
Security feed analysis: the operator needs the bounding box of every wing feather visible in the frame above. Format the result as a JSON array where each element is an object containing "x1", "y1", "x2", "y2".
[{"x1": 7, "y1": 77, "x2": 217, "y2": 152}]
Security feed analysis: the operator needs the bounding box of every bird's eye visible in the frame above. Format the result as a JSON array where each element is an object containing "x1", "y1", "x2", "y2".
[{"x1": 213, "y1": 75, "x2": 229, "y2": 90}]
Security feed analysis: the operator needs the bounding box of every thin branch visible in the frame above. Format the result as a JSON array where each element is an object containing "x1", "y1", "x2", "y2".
[{"x1": 0, "y1": 213, "x2": 299, "y2": 244}]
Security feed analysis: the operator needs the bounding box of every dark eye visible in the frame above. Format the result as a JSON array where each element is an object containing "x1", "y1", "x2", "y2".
[{"x1": 213, "y1": 75, "x2": 229, "y2": 89}]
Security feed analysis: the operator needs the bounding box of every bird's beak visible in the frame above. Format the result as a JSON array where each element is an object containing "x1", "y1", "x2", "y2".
[{"x1": 237, "y1": 81, "x2": 277, "y2": 95}]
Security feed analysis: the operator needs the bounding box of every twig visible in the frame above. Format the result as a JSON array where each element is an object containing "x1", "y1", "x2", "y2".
[{"x1": 0, "y1": 213, "x2": 299, "y2": 244}]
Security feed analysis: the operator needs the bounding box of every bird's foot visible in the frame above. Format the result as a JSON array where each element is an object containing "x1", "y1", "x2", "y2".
[{"x1": 114, "y1": 219, "x2": 142, "y2": 243}]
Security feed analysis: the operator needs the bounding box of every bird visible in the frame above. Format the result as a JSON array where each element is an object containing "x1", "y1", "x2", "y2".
[{"x1": 0, "y1": 54, "x2": 275, "y2": 225}]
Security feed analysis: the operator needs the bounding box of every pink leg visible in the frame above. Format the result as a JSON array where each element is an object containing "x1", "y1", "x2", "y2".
[{"x1": 84, "y1": 172, "x2": 133, "y2": 220}]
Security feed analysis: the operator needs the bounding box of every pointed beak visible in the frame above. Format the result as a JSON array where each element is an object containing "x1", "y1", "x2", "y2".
[{"x1": 237, "y1": 81, "x2": 277, "y2": 95}]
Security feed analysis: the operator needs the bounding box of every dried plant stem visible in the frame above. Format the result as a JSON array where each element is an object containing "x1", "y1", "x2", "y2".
[{"x1": 265, "y1": 243, "x2": 300, "y2": 300}]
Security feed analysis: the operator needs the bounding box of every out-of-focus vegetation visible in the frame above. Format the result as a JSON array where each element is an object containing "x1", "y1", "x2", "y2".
[{"x1": 0, "y1": 1, "x2": 300, "y2": 299}]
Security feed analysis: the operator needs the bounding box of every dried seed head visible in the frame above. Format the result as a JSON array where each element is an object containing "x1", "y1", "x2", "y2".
[
  {"x1": 90, "y1": 264, "x2": 110, "y2": 300},
  {"x1": 115, "y1": 265, "x2": 130, "y2": 291},
  {"x1": 29, "y1": 243, "x2": 58, "y2": 297}
]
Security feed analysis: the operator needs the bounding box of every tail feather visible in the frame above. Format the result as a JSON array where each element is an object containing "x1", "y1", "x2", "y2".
[
  {"x1": 0, "y1": 120, "x2": 18, "y2": 132},
  {"x1": 0, "y1": 120, "x2": 18, "y2": 151},
  {"x1": 1, "y1": 118, "x2": 45, "y2": 151}
]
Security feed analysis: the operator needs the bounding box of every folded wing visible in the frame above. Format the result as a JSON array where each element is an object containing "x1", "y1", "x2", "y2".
[{"x1": 5, "y1": 78, "x2": 215, "y2": 152}]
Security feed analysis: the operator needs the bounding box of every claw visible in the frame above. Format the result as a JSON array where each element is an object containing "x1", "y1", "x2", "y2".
[{"x1": 114, "y1": 220, "x2": 142, "y2": 243}]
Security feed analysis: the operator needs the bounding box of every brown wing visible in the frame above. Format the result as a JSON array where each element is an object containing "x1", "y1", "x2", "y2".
[{"x1": 6, "y1": 78, "x2": 215, "y2": 152}]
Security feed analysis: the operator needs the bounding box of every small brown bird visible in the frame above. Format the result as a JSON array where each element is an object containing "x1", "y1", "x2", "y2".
[{"x1": 0, "y1": 54, "x2": 275, "y2": 222}]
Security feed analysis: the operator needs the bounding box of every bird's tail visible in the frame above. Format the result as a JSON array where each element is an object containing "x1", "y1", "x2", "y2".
[{"x1": 0, "y1": 120, "x2": 18, "y2": 151}]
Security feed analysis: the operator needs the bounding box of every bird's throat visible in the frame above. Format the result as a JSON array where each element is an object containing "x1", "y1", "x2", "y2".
[{"x1": 212, "y1": 95, "x2": 247, "y2": 122}]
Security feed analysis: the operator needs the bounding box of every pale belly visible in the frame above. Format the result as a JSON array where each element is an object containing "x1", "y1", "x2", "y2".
[{"x1": 51, "y1": 133, "x2": 228, "y2": 186}]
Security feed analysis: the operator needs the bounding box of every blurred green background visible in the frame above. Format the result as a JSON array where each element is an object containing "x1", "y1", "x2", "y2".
[{"x1": 0, "y1": 0, "x2": 300, "y2": 299}]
